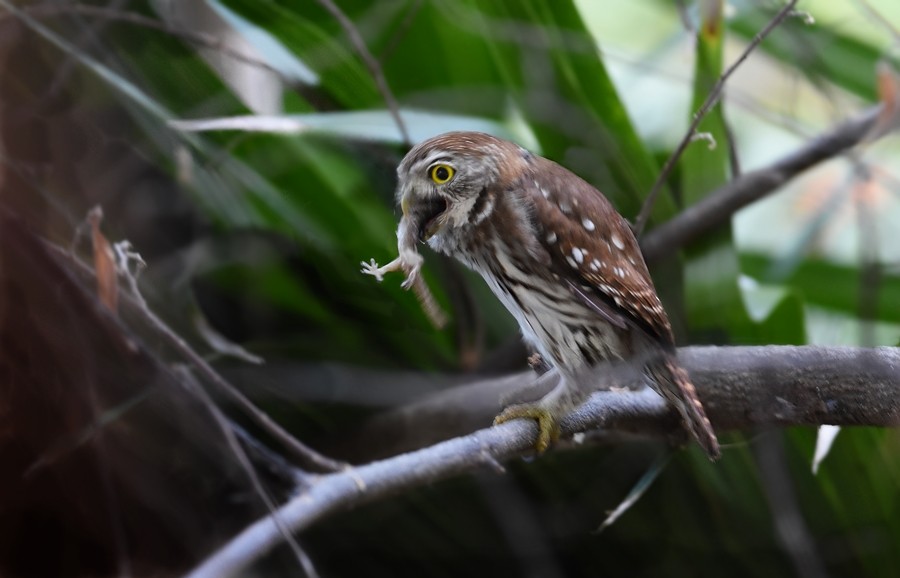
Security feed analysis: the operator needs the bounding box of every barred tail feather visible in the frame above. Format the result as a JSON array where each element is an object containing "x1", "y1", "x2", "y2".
[{"x1": 647, "y1": 355, "x2": 721, "y2": 460}]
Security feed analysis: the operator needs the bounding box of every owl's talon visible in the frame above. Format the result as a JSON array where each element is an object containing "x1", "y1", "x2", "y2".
[{"x1": 494, "y1": 404, "x2": 560, "y2": 454}]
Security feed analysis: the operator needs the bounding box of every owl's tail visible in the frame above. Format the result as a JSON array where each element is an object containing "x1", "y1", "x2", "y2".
[{"x1": 645, "y1": 355, "x2": 721, "y2": 460}]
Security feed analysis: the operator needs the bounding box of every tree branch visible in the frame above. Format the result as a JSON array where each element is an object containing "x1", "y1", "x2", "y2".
[
  {"x1": 633, "y1": 0, "x2": 799, "y2": 236},
  {"x1": 640, "y1": 105, "x2": 883, "y2": 263},
  {"x1": 188, "y1": 345, "x2": 900, "y2": 577},
  {"x1": 44, "y1": 240, "x2": 346, "y2": 473}
]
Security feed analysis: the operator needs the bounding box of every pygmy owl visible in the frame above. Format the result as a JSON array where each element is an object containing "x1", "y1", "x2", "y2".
[{"x1": 363, "y1": 131, "x2": 720, "y2": 460}]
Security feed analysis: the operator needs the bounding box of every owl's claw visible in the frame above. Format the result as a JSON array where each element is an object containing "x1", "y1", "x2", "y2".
[{"x1": 494, "y1": 404, "x2": 560, "y2": 454}]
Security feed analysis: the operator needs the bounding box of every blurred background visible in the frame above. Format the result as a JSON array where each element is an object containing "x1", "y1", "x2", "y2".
[{"x1": 1, "y1": 0, "x2": 899, "y2": 576}]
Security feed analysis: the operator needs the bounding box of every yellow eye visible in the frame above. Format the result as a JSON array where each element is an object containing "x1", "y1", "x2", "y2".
[{"x1": 430, "y1": 164, "x2": 455, "y2": 184}]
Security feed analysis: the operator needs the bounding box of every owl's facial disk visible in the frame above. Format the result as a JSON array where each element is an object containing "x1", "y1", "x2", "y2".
[{"x1": 396, "y1": 151, "x2": 497, "y2": 248}]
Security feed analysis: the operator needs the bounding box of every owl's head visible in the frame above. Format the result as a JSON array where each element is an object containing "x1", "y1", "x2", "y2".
[{"x1": 395, "y1": 131, "x2": 528, "y2": 248}]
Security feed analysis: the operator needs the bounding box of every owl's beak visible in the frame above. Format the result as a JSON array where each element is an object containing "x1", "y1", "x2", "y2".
[{"x1": 401, "y1": 192, "x2": 447, "y2": 243}]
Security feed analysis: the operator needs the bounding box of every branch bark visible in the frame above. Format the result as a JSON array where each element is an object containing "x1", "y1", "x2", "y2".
[
  {"x1": 188, "y1": 345, "x2": 900, "y2": 578},
  {"x1": 641, "y1": 105, "x2": 883, "y2": 263}
]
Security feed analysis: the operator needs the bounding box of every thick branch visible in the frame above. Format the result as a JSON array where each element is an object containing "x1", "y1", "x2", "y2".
[
  {"x1": 641, "y1": 106, "x2": 883, "y2": 262},
  {"x1": 188, "y1": 345, "x2": 900, "y2": 577}
]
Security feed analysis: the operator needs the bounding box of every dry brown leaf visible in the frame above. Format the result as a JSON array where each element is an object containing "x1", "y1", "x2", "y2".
[
  {"x1": 871, "y1": 61, "x2": 900, "y2": 140},
  {"x1": 87, "y1": 206, "x2": 118, "y2": 313}
]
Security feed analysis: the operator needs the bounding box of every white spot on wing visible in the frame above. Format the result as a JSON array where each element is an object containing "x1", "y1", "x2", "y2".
[
  {"x1": 558, "y1": 201, "x2": 572, "y2": 214},
  {"x1": 590, "y1": 259, "x2": 601, "y2": 272},
  {"x1": 566, "y1": 256, "x2": 578, "y2": 268},
  {"x1": 541, "y1": 187, "x2": 550, "y2": 199},
  {"x1": 546, "y1": 231, "x2": 557, "y2": 244},
  {"x1": 599, "y1": 283, "x2": 621, "y2": 296},
  {"x1": 582, "y1": 218, "x2": 595, "y2": 231},
  {"x1": 572, "y1": 248, "x2": 584, "y2": 264},
  {"x1": 611, "y1": 233, "x2": 625, "y2": 250}
]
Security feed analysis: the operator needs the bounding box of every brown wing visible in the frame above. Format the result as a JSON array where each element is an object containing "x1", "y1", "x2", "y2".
[{"x1": 522, "y1": 156, "x2": 675, "y2": 347}]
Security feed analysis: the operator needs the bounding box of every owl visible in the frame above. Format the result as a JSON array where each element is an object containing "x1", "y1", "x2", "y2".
[{"x1": 364, "y1": 131, "x2": 719, "y2": 459}]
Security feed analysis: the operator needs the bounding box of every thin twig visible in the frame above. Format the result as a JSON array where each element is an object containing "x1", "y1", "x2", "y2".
[
  {"x1": 633, "y1": 0, "x2": 799, "y2": 236},
  {"x1": 47, "y1": 241, "x2": 347, "y2": 473},
  {"x1": 131, "y1": 297, "x2": 347, "y2": 472},
  {"x1": 177, "y1": 369, "x2": 320, "y2": 578},
  {"x1": 132, "y1": 290, "x2": 346, "y2": 472},
  {"x1": 641, "y1": 105, "x2": 883, "y2": 263},
  {"x1": 674, "y1": 0, "x2": 695, "y2": 34},
  {"x1": 314, "y1": 0, "x2": 411, "y2": 146},
  {"x1": 188, "y1": 345, "x2": 900, "y2": 577}
]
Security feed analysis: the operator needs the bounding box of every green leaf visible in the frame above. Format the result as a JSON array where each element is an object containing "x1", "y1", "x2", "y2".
[
  {"x1": 741, "y1": 252, "x2": 900, "y2": 324},
  {"x1": 215, "y1": 0, "x2": 383, "y2": 108},
  {"x1": 170, "y1": 109, "x2": 520, "y2": 144},
  {"x1": 681, "y1": 0, "x2": 749, "y2": 341},
  {"x1": 680, "y1": 1, "x2": 806, "y2": 346}
]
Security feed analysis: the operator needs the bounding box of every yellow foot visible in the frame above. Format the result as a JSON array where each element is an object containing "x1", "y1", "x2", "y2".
[{"x1": 494, "y1": 404, "x2": 560, "y2": 453}]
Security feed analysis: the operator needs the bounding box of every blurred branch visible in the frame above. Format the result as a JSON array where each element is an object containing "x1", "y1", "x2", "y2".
[
  {"x1": 4, "y1": 4, "x2": 282, "y2": 77},
  {"x1": 641, "y1": 105, "x2": 884, "y2": 263},
  {"x1": 633, "y1": 0, "x2": 799, "y2": 236},
  {"x1": 313, "y1": 0, "x2": 411, "y2": 145},
  {"x1": 46, "y1": 240, "x2": 346, "y2": 474},
  {"x1": 189, "y1": 345, "x2": 900, "y2": 577},
  {"x1": 379, "y1": 0, "x2": 424, "y2": 63},
  {"x1": 4, "y1": 2, "x2": 338, "y2": 109}
]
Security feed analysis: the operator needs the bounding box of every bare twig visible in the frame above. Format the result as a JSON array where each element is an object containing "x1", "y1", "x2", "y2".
[
  {"x1": 641, "y1": 105, "x2": 883, "y2": 263},
  {"x1": 177, "y1": 369, "x2": 320, "y2": 578},
  {"x1": 188, "y1": 345, "x2": 900, "y2": 577},
  {"x1": 674, "y1": 0, "x2": 695, "y2": 34},
  {"x1": 129, "y1": 293, "x2": 347, "y2": 473},
  {"x1": 47, "y1": 241, "x2": 346, "y2": 473},
  {"x1": 633, "y1": 0, "x2": 799, "y2": 236},
  {"x1": 314, "y1": 0, "x2": 411, "y2": 146}
]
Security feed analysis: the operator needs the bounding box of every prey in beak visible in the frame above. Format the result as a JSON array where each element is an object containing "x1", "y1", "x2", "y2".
[
  {"x1": 361, "y1": 190, "x2": 449, "y2": 328},
  {"x1": 404, "y1": 195, "x2": 448, "y2": 243}
]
